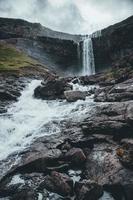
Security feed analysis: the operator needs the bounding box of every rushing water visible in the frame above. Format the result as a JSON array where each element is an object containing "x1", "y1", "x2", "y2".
[
  {"x1": 0, "y1": 80, "x2": 96, "y2": 161},
  {"x1": 82, "y1": 36, "x2": 95, "y2": 76}
]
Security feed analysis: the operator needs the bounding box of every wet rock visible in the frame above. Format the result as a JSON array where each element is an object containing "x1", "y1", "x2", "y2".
[
  {"x1": 74, "y1": 180, "x2": 103, "y2": 200},
  {"x1": 34, "y1": 78, "x2": 72, "y2": 100},
  {"x1": 65, "y1": 148, "x2": 86, "y2": 166},
  {"x1": 81, "y1": 101, "x2": 133, "y2": 138},
  {"x1": 0, "y1": 90, "x2": 18, "y2": 101},
  {"x1": 79, "y1": 74, "x2": 102, "y2": 85},
  {"x1": 117, "y1": 142, "x2": 133, "y2": 169},
  {"x1": 39, "y1": 171, "x2": 73, "y2": 197},
  {"x1": 123, "y1": 184, "x2": 133, "y2": 200},
  {"x1": 0, "y1": 174, "x2": 38, "y2": 200},
  {"x1": 64, "y1": 90, "x2": 86, "y2": 102},
  {"x1": 3, "y1": 148, "x2": 63, "y2": 177},
  {"x1": 93, "y1": 16, "x2": 133, "y2": 72},
  {"x1": 104, "y1": 184, "x2": 125, "y2": 200},
  {"x1": 94, "y1": 78, "x2": 133, "y2": 102},
  {"x1": 83, "y1": 142, "x2": 133, "y2": 187},
  {"x1": 11, "y1": 187, "x2": 37, "y2": 200}
]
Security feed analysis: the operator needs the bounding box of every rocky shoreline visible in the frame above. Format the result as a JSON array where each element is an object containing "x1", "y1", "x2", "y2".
[{"x1": 0, "y1": 65, "x2": 133, "y2": 200}]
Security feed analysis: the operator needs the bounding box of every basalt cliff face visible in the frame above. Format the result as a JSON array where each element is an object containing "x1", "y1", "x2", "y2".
[
  {"x1": 0, "y1": 17, "x2": 82, "y2": 75},
  {"x1": 93, "y1": 16, "x2": 133, "y2": 72}
]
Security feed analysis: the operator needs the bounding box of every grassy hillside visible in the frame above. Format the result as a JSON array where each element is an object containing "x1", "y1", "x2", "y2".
[{"x1": 0, "y1": 43, "x2": 37, "y2": 71}]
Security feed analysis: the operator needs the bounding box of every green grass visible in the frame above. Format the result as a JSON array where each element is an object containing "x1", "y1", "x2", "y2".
[{"x1": 0, "y1": 43, "x2": 37, "y2": 71}]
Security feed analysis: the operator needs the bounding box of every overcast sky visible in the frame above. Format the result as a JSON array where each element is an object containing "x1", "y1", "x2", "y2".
[{"x1": 0, "y1": 0, "x2": 133, "y2": 34}]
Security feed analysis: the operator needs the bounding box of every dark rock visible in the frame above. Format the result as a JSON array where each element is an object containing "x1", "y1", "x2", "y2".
[
  {"x1": 64, "y1": 90, "x2": 86, "y2": 102},
  {"x1": 123, "y1": 184, "x2": 133, "y2": 200},
  {"x1": 92, "y1": 16, "x2": 133, "y2": 72},
  {"x1": 11, "y1": 188, "x2": 37, "y2": 200},
  {"x1": 39, "y1": 171, "x2": 73, "y2": 197},
  {"x1": 94, "y1": 78, "x2": 133, "y2": 102},
  {"x1": 117, "y1": 142, "x2": 133, "y2": 169},
  {"x1": 83, "y1": 142, "x2": 133, "y2": 187},
  {"x1": 15, "y1": 149, "x2": 62, "y2": 173},
  {"x1": 34, "y1": 78, "x2": 72, "y2": 100},
  {"x1": 65, "y1": 148, "x2": 86, "y2": 166},
  {"x1": 74, "y1": 180, "x2": 103, "y2": 200},
  {"x1": 0, "y1": 90, "x2": 17, "y2": 101},
  {"x1": 81, "y1": 101, "x2": 133, "y2": 138}
]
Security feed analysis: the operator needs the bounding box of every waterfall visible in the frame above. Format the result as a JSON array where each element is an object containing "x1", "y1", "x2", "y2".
[
  {"x1": 0, "y1": 80, "x2": 95, "y2": 161},
  {"x1": 82, "y1": 36, "x2": 95, "y2": 76}
]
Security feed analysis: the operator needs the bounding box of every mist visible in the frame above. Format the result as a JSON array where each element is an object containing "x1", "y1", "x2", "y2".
[{"x1": 0, "y1": 0, "x2": 133, "y2": 34}]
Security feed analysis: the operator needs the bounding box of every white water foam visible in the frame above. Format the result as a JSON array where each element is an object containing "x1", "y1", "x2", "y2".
[{"x1": 0, "y1": 80, "x2": 96, "y2": 161}]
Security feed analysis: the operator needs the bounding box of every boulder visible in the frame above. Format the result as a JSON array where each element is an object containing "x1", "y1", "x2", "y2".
[
  {"x1": 34, "y1": 78, "x2": 72, "y2": 100},
  {"x1": 123, "y1": 184, "x2": 133, "y2": 200},
  {"x1": 65, "y1": 148, "x2": 86, "y2": 166},
  {"x1": 94, "y1": 78, "x2": 133, "y2": 102},
  {"x1": 74, "y1": 180, "x2": 103, "y2": 200},
  {"x1": 39, "y1": 171, "x2": 73, "y2": 197},
  {"x1": 117, "y1": 141, "x2": 133, "y2": 169},
  {"x1": 64, "y1": 90, "x2": 86, "y2": 102},
  {"x1": 81, "y1": 101, "x2": 133, "y2": 138},
  {"x1": 11, "y1": 188, "x2": 37, "y2": 200}
]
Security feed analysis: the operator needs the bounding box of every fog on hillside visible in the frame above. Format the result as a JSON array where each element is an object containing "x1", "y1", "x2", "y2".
[{"x1": 0, "y1": 0, "x2": 133, "y2": 34}]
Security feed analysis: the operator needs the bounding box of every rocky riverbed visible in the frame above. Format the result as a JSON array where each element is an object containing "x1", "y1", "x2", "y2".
[{"x1": 0, "y1": 66, "x2": 133, "y2": 200}]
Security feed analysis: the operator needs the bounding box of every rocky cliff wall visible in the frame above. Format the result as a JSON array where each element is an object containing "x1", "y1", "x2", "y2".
[
  {"x1": 0, "y1": 17, "x2": 82, "y2": 75},
  {"x1": 92, "y1": 16, "x2": 133, "y2": 72}
]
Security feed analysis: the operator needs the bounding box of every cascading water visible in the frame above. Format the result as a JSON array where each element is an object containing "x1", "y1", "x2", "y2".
[
  {"x1": 81, "y1": 30, "x2": 102, "y2": 76},
  {"x1": 0, "y1": 80, "x2": 96, "y2": 161},
  {"x1": 82, "y1": 36, "x2": 95, "y2": 76}
]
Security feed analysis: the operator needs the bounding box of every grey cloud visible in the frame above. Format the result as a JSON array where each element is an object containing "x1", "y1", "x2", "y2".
[{"x1": 0, "y1": 0, "x2": 132, "y2": 34}]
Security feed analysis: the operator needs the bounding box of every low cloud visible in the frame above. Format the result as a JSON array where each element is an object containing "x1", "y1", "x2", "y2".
[{"x1": 0, "y1": 0, "x2": 132, "y2": 34}]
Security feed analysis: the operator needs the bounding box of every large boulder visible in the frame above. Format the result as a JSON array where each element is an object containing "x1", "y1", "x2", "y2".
[
  {"x1": 94, "y1": 78, "x2": 133, "y2": 102},
  {"x1": 34, "y1": 78, "x2": 72, "y2": 100},
  {"x1": 65, "y1": 148, "x2": 86, "y2": 166},
  {"x1": 81, "y1": 101, "x2": 133, "y2": 137},
  {"x1": 39, "y1": 171, "x2": 73, "y2": 197},
  {"x1": 64, "y1": 90, "x2": 86, "y2": 102},
  {"x1": 74, "y1": 180, "x2": 103, "y2": 200},
  {"x1": 117, "y1": 139, "x2": 133, "y2": 169}
]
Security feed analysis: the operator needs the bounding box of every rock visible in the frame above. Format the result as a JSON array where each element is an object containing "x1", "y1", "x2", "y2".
[
  {"x1": 81, "y1": 101, "x2": 133, "y2": 138},
  {"x1": 123, "y1": 184, "x2": 133, "y2": 200},
  {"x1": 65, "y1": 148, "x2": 86, "y2": 166},
  {"x1": 34, "y1": 78, "x2": 72, "y2": 100},
  {"x1": 0, "y1": 148, "x2": 63, "y2": 180},
  {"x1": 117, "y1": 142, "x2": 133, "y2": 169},
  {"x1": 93, "y1": 16, "x2": 133, "y2": 72},
  {"x1": 74, "y1": 180, "x2": 103, "y2": 200},
  {"x1": 0, "y1": 174, "x2": 38, "y2": 200},
  {"x1": 0, "y1": 90, "x2": 17, "y2": 101},
  {"x1": 39, "y1": 171, "x2": 73, "y2": 197},
  {"x1": 11, "y1": 188, "x2": 37, "y2": 200},
  {"x1": 79, "y1": 74, "x2": 102, "y2": 85},
  {"x1": 94, "y1": 78, "x2": 133, "y2": 102},
  {"x1": 64, "y1": 90, "x2": 86, "y2": 102},
  {"x1": 83, "y1": 142, "x2": 133, "y2": 187}
]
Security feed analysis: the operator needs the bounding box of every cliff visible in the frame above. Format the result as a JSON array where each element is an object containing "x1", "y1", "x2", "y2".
[
  {"x1": 92, "y1": 15, "x2": 133, "y2": 72},
  {"x1": 0, "y1": 17, "x2": 82, "y2": 75}
]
